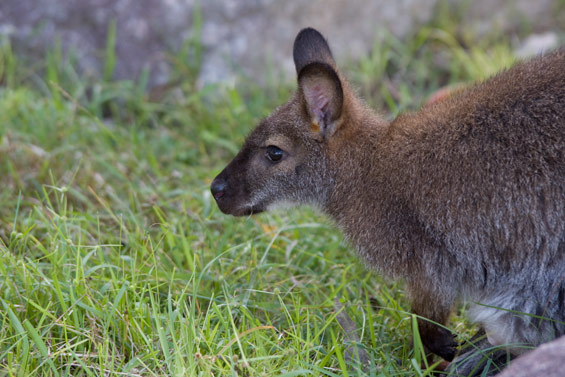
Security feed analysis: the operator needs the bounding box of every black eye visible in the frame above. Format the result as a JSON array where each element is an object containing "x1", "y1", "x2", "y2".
[{"x1": 265, "y1": 146, "x2": 284, "y2": 162}]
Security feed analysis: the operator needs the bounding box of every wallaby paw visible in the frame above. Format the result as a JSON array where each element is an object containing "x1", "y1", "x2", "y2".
[
  {"x1": 424, "y1": 328, "x2": 458, "y2": 361},
  {"x1": 448, "y1": 349, "x2": 512, "y2": 377}
]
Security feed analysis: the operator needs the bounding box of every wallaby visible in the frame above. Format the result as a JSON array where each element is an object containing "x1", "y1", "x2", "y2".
[{"x1": 211, "y1": 27, "x2": 565, "y2": 371}]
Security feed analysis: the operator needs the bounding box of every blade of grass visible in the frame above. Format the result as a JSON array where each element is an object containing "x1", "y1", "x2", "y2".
[
  {"x1": 1, "y1": 298, "x2": 30, "y2": 377},
  {"x1": 23, "y1": 319, "x2": 58, "y2": 374}
]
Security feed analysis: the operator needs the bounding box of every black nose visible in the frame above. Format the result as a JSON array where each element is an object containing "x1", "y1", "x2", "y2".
[{"x1": 211, "y1": 178, "x2": 227, "y2": 200}]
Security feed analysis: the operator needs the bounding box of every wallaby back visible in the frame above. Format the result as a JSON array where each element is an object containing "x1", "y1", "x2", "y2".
[{"x1": 211, "y1": 28, "x2": 565, "y2": 367}]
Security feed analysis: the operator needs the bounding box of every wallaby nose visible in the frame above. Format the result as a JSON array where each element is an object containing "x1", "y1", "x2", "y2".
[{"x1": 211, "y1": 178, "x2": 227, "y2": 200}]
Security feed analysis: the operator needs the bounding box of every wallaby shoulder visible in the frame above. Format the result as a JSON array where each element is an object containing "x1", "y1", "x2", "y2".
[
  {"x1": 371, "y1": 49, "x2": 565, "y2": 268},
  {"x1": 391, "y1": 48, "x2": 565, "y2": 142},
  {"x1": 382, "y1": 48, "x2": 565, "y2": 188}
]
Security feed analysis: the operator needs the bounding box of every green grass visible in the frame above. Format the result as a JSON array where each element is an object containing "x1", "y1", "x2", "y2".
[{"x1": 0, "y1": 8, "x2": 561, "y2": 376}]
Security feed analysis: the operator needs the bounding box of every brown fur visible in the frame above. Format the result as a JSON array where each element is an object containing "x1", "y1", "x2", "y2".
[{"x1": 211, "y1": 28, "x2": 565, "y2": 367}]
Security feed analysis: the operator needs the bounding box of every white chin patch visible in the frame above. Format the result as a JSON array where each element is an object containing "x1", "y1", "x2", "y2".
[{"x1": 266, "y1": 200, "x2": 298, "y2": 212}]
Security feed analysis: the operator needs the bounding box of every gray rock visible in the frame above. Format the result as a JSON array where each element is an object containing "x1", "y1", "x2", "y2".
[
  {"x1": 495, "y1": 336, "x2": 565, "y2": 377},
  {"x1": 198, "y1": 0, "x2": 438, "y2": 85},
  {"x1": 515, "y1": 32, "x2": 560, "y2": 58},
  {"x1": 0, "y1": 0, "x2": 562, "y2": 86},
  {"x1": 0, "y1": 0, "x2": 194, "y2": 85},
  {"x1": 459, "y1": 0, "x2": 560, "y2": 36}
]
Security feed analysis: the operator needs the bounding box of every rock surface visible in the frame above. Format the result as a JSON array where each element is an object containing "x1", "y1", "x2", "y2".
[
  {"x1": 495, "y1": 336, "x2": 565, "y2": 377},
  {"x1": 0, "y1": 0, "x2": 562, "y2": 86}
]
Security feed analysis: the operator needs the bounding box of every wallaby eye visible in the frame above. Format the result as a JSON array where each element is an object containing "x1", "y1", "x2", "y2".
[{"x1": 265, "y1": 145, "x2": 284, "y2": 162}]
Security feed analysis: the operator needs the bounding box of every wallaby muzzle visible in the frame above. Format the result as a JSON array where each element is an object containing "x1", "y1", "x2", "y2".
[{"x1": 211, "y1": 151, "x2": 265, "y2": 217}]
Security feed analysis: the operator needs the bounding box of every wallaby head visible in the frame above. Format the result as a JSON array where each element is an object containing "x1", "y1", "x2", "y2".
[{"x1": 211, "y1": 28, "x2": 368, "y2": 216}]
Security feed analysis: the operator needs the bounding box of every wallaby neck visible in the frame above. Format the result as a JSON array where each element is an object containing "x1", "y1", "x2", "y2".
[{"x1": 322, "y1": 111, "x2": 405, "y2": 271}]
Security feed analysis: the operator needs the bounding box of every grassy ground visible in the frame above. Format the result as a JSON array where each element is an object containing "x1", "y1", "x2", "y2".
[{"x1": 0, "y1": 8, "x2": 562, "y2": 377}]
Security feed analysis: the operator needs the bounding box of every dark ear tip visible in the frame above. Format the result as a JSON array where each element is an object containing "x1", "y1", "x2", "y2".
[
  {"x1": 293, "y1": 27, "x2": 327, "y2": 54},
  {"x1": 292, "y1": 27, "x2": 327, "y2": 60},
  {"x1": 293, "y1": 27, "x2": 334, "y2": 74},
  {"x1": 294, "y1": 27, "x2": 325, "y2": 43}
]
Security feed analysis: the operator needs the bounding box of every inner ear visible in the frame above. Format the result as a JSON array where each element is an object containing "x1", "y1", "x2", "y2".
[{"x1": 298, "y1": 62, "x2": 343, "y2": 138}]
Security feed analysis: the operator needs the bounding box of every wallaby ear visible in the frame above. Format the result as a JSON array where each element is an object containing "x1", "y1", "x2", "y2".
[
  {"x1": 294, "y1": 28, "x2": 343, "y2": 139},
  {"x1": 293, "y1": 27, "x2": 336, "y2": 74},
  {"x1": 298, "y1": 62, "x2": 343, "y2": 139}
]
